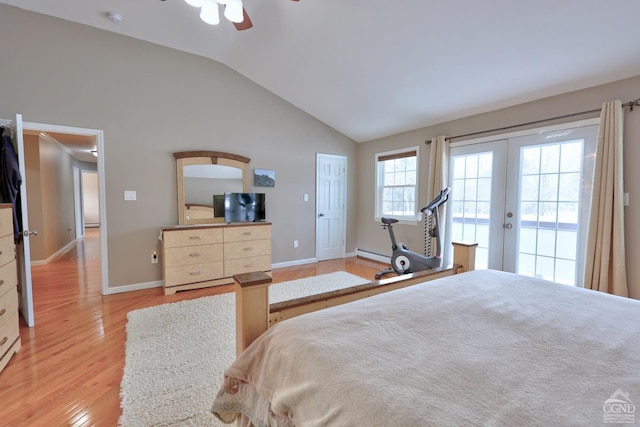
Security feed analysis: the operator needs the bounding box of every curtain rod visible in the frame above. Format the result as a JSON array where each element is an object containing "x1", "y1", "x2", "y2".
[{"x1": 425, "y1": 98, "x2": 640, "y2": 144}]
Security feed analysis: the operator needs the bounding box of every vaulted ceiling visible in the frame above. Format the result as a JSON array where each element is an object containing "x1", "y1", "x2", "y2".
[{"x1": 3, "y1": 0, "x2": 640, "y2": 142}]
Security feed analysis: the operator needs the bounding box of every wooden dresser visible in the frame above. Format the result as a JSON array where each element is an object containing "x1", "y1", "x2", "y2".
[
  {"x1": 0, "y1": 204, "x2": 20, "y2": 373},
  {"x1": 161, "y1": 222, "x2": 271, "y2": 295}
]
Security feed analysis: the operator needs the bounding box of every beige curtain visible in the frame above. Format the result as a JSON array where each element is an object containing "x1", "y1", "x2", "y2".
[
  {"x1": 584, "y1": 100, "x2": 628, "y2": 297},
  {"x1": 426, "y1": 135, "x2": 449, "y2": 257}
]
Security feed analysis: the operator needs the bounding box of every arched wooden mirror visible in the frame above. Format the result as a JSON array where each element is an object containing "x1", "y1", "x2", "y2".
[{"x1": 174, "y1": 151, "x2": 250, "y2": 225}]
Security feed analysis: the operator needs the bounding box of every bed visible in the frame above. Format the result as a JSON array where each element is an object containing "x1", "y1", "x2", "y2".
[{"x1": 211, "y1": 260, "x2": 640, "y2": 425}]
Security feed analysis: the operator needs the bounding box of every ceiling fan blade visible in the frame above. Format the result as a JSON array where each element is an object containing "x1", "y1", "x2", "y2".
[{"x1": 233, "y1": 8, "x2": 253, "y2": 31}]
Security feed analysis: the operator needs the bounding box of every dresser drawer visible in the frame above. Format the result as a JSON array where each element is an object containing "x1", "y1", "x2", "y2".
[
  {"x1": 0, "y1": 309, "x2": 19, "y2": 361},
  {"x1": 0, "y1": 285, "x2": 18, "y2": 327},
  {"x1": 0, "y1": 260, "x2": 17, "y2": 298},
  {"x1": 224, "y1": 239, "x2": 271, "y2": 260},
  {"x1": 164, "y1": 261, "x2": 224, "y2": 287},
  {"x1": 224, "y1": 255, "x2": 271, "y2": 276},
  {"x1": 164, "y1": 244, "x2": 223, "y2": 268},
  {"x1": 0, "y1": 235, "x2": 14, "y2": 268},
  {"x1": 0, "y1": 208, "x2": 12, "y2": 238},
  {"x1": 224, "y1": 225, "x2": 271, "y2": 243},
  {"x1": 163, "y1": 227, "x2": 223, "y2": 248}
]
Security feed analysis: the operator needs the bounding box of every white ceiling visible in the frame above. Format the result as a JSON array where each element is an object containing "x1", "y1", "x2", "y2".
[{"x1": 3, "y1": 0, "x2": 640, "y2": 142}]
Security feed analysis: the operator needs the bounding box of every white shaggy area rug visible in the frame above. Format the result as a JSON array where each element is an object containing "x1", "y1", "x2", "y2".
[{"x1": 119, "y1": 271, "x2": 369, "y2": 426}]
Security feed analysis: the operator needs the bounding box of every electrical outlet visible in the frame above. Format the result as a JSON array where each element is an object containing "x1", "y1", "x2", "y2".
[
  {"x1": 151, "y1": 251, "x2": 158, "y2": 264},
  {"x1": 293, "y1": 240, "x2": 299, "y2": 248}
]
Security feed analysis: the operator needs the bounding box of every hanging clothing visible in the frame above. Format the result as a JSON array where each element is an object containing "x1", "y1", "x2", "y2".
[{"x1": 0, "y1": 128, "x2": 23, "y2": 240}]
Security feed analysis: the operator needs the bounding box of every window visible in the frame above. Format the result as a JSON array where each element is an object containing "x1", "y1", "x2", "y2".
[{"x1": 375, "y1": 147, "x2": 418, "y2": 221}]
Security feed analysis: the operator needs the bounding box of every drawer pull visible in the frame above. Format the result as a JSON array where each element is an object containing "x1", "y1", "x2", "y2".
[
  {"x1": 189, "y1": 236, "x2": 202, "y2": 240},
  {"x1": 0, "y1": 337, "x2": 6, "y2": 346},
  {"x1": 190, "y1": 271, "x2": 202, "y2": 276},
  {"x1": 0, "y1": 250, "x2": 2, "y2": 255},
  {"x1": 189, "y1": 253, "x2": 201, "y2": 257},
  {"x1": 243, "y1": 264, "x2": 252, "y2": 268},
  {"x1": 243, "y1": 232, "x2": 253, "y2": 236},
  {"x1": 0, "y1": 309, "x2": 5, "y2": 317},
  {"x1": 243, "y1": 247, "x2": 254, "y2": 252},
  {"x1": 0, "y1": 280, "x2": 3, "y2": 286}
]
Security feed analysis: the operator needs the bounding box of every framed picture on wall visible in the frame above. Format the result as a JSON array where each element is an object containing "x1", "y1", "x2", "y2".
[{"x1": 254, "y1": 169, "x2": 275, "y2": 187}]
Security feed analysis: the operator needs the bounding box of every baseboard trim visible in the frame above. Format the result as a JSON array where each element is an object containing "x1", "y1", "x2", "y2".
[
  {"x1": 31, "y1": 239, "x2": 78, "y2": 266},
  {"x1": 105, "y1": 280, "x2": 162, "y2": 295},
  {"x1": 107, "y1": 254, "x2": 364, "y2": 294},
  {"x1": 272, "y1": 257, "x2": 318, "y2": 269},
  {"x1": 355, "y1": 248, "x2": 390, "y2": 264}
]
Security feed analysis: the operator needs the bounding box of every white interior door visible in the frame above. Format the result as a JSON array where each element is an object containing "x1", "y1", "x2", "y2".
[
  {"x1": 316, "y1": 154, "x2": 347, "y2": 261},
  {"x1": 14, "y1": 113, "x2": 35, "y2": 326}
]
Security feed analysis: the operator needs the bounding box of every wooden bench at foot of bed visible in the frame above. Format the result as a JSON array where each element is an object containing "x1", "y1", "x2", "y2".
[{"x1": 234, "y1": 242, "x2": 478, "y2": 355}]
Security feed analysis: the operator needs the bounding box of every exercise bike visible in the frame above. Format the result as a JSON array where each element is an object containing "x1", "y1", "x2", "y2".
[{"x1": 375, "y1": 187, "x2": 450, "y2": 279}]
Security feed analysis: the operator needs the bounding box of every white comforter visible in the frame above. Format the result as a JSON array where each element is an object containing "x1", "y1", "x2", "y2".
[{"x1": 212, "y1": 270, "x2": 640, "y2": 426}]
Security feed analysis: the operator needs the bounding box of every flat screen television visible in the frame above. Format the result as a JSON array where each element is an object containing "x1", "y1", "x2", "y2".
[{"x1": 224, "y1": 193, "x2": 266, "y2": 223}]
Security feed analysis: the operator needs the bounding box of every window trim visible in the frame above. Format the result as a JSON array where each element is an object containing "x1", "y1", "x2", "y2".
[{"x1": 374, "y1": 146, "x2": 420, "y2": 223}]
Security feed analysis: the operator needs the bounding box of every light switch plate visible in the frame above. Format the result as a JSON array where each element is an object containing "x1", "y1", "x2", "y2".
[{"x1": 124, "y1": 190, "x2": 137, "y2": 201}]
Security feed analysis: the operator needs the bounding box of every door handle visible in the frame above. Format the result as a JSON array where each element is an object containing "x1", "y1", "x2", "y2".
[
  {"x1": 22, "y1": 230, "x2": 38, "y2": 237},
  {"x1": 504, "y1": 223, "x2": 513, "y2": 229},
  {"x1": 318, "y1": 213, "x2": 324, "y2": 217}
]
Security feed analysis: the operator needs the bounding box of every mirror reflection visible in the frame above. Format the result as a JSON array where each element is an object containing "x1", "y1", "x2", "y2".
[
  {"x1": 174, "y1": 151, "x2": 250, "y2": 225},
  {"x1": 184, "y1": 164, "x2": 243, "y2": 221}
]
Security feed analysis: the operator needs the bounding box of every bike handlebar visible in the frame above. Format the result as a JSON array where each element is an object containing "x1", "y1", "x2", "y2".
[{"x1": 420, "y1": 187, "x2": 450, "y2": 215}]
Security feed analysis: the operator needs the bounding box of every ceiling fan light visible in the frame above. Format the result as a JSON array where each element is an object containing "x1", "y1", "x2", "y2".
[
  {"x1": 224, "y1": 0, "x2": 244, "y2": 23},
  {"x1": 200, "y1": 0, "x2": 220, "y2": 25},
  {"x1": 184, "y1": 0, "x2": 205, "y2": 7}
]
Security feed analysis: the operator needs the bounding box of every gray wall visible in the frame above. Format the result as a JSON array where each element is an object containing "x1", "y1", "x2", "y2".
[
  {"x1": 0, "y1": 5, "x2": 356, "y2": 289},
  {"x1": 39, "y1": 134, "x2": 76, "y2": 258},
  {"x1": 24, "y1": 134, "x2": 44, "y2": 261},
  {"x1": 24, "y1": 133, "x2": 76, "y2": 262},
  {"x1": 356, "y1": 76, "x2": 640, "y2": 299}
]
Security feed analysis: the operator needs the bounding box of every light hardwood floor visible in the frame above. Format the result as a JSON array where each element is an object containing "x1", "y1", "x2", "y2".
[{"x1": 0, "y1": 229, "x2": 385, "y2": 426}]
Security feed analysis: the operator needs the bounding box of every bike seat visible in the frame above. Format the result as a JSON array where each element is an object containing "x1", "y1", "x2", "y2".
[{"x1": 381, "y1": 217, "x2": 399, "y2": 225}]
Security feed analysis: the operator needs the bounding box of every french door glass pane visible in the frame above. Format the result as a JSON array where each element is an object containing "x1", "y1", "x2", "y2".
[
  {"x1": 451, "y1": 152, "x2": 493, "y2": 269},
  {"x1": 517, "y1": 139, "x2": 584, "y2": 285}
]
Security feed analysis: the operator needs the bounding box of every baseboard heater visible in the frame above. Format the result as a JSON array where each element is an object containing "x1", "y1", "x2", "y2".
[{"x1": 355, "y1": 248, "x2": 390, "y2": 264}]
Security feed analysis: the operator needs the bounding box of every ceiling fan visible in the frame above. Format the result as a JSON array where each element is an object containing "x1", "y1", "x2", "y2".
[{"x1": 183, "y1": 0, "x2": 299, "y2": 31}]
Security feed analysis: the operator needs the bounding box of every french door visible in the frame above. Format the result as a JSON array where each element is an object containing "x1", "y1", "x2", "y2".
[{"x1": 446, "y1": 123, "x2": 598, "y2": 286}]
